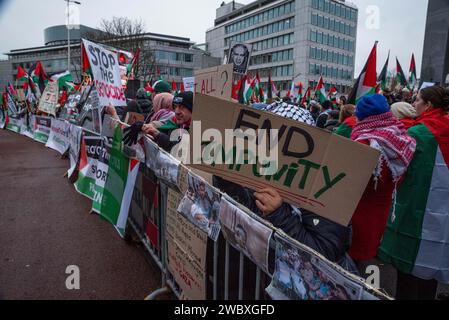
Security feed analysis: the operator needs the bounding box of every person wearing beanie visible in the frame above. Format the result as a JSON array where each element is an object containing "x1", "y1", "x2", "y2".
[
  {"x1": 390, "y1": 102, "x2": 416, "y2": 129},
  {"x1": 139, "y1": 91, "x2": 194, "y2": 152},
  {"x1": 135, "y1": 88, "x2": 153, "y2": 116},
  {"x1": 316, "y1": 100, "x2": 334, "y2": 128},
  {"x1": 379, "y1": 86, "x2": 449, "y2": 300},
  {"x1": 348, "y1": 94, "x2": 417, "y2": 280}
]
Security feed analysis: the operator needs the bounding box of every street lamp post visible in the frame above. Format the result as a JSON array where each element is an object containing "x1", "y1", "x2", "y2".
[{"x1": 65, "y1": 0, "x2": 81, "y2": 73}]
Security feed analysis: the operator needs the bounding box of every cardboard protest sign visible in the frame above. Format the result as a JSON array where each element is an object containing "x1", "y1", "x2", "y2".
[
  {"x1": 6, "y1": 115, "x2": 21, "y2": 133},
  {"x1": 191, "y1": 94, "x2": 380, "y2": 226},
  {"x1": 16, "y1": 89, "x2": 26, "y2": 102},
  {"x1": 82, "y1": 39, "x2": 127, "y2": 107},
  {"x1": 38, "y1": 81, "x2": 59, "y2": 116},
  {"x1": 68, "y1": 124, "x2": 83, "y2": 180},
  {"x1": 166, "y1": 189, "x2": 207, "y2": 300},
  {"x1": 46, "y1": 118, "x2": 70, "y2": 155},
  {"x1": 219, "y1": 197, "x2": 273, "y2": 273},
  {"x1": 125, "y1": 112, "x2": 145, "y2": 126},
  {"x1": 183, "y1": 77, "x2": 195, "y2": 93},
  {"x1": 266, "y1": 233, "x2": 363, "y2": 300},
  {"x1": 33, "y1": 116, "x2": 52, "y2": 144},
  {"x1": 194, "y1": 64, "x2": 233, "y2": 101}
]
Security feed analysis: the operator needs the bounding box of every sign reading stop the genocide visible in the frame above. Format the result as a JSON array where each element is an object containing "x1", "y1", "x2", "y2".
[{"x1": 82, "y1": 39, "x2": 127, "y2": 107}]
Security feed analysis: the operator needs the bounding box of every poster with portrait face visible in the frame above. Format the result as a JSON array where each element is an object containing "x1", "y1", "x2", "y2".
[
  {"x1": 219, "y1": 197, "x2": 273, "y2": 274},
  {"x1": 228, "y1": 42, "x2": 252, "y2": 75},
  {"x1": 266, "y1": 233, "x2": 363, "y2": 301},
  {"x1": 177, "y1": 171, "x2": 222, "y2": 241}
]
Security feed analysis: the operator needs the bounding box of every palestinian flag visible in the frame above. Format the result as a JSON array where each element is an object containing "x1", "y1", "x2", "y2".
[
  {"x1": 348, "y1": 42, "x2": 378, "y2": 105},
  {"x1": 409, "y1": 54, "x2": 418, "y2": 91},
  {"x1": 379, "y1": 109, "x2": 449, "y2": 283},
  {"x1": 378, "y1": 51, "x2": 390, "y2": 91},
  {"x1": 301, "y1": 87, "x2": 311, "y2": 106},
  {"x1": 126, "y1": 48, "x2": 141, "y2": 79},
  {"x1": 30, "y1": 61, "x2": 49, "y2": 94},
  {"x1": 232, "y1": 78, "x2": 241, "y2": 100},
  {"x1": 16, "y1": 66, "x2": 29, "y2": 82},
  {"x1": 314, "y1": 76, "x2": 327, "y2": 104},
  {"x1": 266, "y1": 72, "x2": 276, "y2": 104},
  {"x1": 99, "y1": 126, "x2": 140, "y2": 237},
  {"x1": 334, "y1": 115, "x2": 357, "y2": 139},
  {"x1": 51, "y1": 71, "x2": 74, "y2": 91},
  {"x1": 81, "y1": 43, "x2": 93, "y2": 76},
  {"x1": 180, "y1": 82, "x2": 185, "y2": 93},
  {"x1": 328, "y1": 85, "x2": 338, "y2": 98},
  {"x1": 255, "y1": 72, "x2": 264, "y2": 103},
  {"x1": 171, "y1": 80, "x2": 178, "y2": 95},
  {"x1": 396, "y1": 58, "x2": 408, "y2": 88},
  {"x1": 244, "y1": 72, "x2": 254, "y2": 104}
]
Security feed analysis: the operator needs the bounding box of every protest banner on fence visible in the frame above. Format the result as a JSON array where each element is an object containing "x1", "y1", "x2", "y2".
[
  {"x1": 98, "y1": 126, "x2": 138, "y2": 237},
  {"x1": 20, "y1": 114, "x2": 35, "y2": 139},
  {"x1": 6, "y1": 92, "x2": 18, "y2": 115},
  {"x1": 82, "y1": 39, "x2": 127, "y2": 107},
  {"x1": 219, "y1": 197, "x2": 272, "y2": 273},
  {"x1": 38, "y1": 81, "x2": 59, "y2": 116},
  {"x1": 191, "y1": 94, "x2": 380, "y2": 226},
  {"x1": 166, "y1": 188, "x2": 207, "y2": 300},
  {"x1": 68, "y1": 124, "x2": 83, "y2": 179},
  {"x1": 33, "y1": 116, "x2": 51, "y2": 144},
  {"x1": 6, "y1": 115, "x2": 21, "y2": 133},
  {"x1": 74, "y1": 131, "x2": 110, "y2": 213},
  {"x1": 266, "y1": 233, "x2": 364, "y2": 301},
  {"x1": 194, "y1": 64, "x2": 233, "y2": 101},
  {"x1": 0, "y1": 110, "x2": 6, "y2": 129},
  {"x1": 45, "y1": 118, "x2": 70, "y2": 155}
]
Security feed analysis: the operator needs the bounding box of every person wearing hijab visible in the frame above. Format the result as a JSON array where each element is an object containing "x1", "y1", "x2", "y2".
[{"x1": 390, "y1": 101, "x2": 416, "y2": 129}]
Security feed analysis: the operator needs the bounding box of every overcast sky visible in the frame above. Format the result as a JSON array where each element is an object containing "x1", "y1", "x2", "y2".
[{"x1": 0, "y1": 0, "x2": 428, "y2": 76}]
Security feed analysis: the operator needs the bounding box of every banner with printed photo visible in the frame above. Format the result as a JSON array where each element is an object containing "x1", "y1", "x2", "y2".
[
  {"x1": 20, "y1": 113, "x2": 35, "y2": 139},
  {"x1": 0, "y1": 109, "x2": 6, "y2": 129},
  {"x1": 33, "y1": 116, "x2": 51, "y2": 144},
  {"x1": 38, "y1": 81, "x2": 59, "y2": 116},
  {"x1": 177, "y1": 171, "x2": 222, "y2": 241},
  {"x1": 6, "y1": 114, "x2": 21, "y2": 133},
  {"x1": 45, "y1": 118, "x2": 70, "y2": 155},
  {"x1": 144, "y1": 136, "x2": 160, "y2": 172},
  {"x1": 68, "y1": 124, "x2": 83, "y2": 180},
  {"x1": 154, "y1": 150, "x2": 180, "y2": 188},
  {"x1": 266, "y1": 233, "x2": 363, "y2": 300},
  {"x1": 82, "y1": 39, "x2": 127, "y2": 107},
  {"x1": 166, "y1": 189, "x2": 207, "y2": 300},
  {"x1": 219, "y1": 197, "x2": 273, "y2": 273},
  {"x1": 74, "y1": 132, "x2": 110, "y2": 213}
]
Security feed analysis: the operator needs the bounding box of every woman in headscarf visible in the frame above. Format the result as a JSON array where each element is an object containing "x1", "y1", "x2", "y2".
[
  {"x1": 347, "y1": 94, "x2": 417, "y2": 270},
  {"x1": 148, "y1": 92, "x2": 175, "y2": 125},
  {"x1": 378, "y1": 86, "x2": 449, "y2": 300}
]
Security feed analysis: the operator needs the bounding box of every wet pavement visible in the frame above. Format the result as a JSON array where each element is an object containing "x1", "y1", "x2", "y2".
[{"x1": 0, "y1": 130, "x2": 161, "y2": 300}]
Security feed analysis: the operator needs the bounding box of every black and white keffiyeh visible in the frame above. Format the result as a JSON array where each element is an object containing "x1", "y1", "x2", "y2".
[{"x1": 265, "y1": 102, "x2": 316, "y2": 126}]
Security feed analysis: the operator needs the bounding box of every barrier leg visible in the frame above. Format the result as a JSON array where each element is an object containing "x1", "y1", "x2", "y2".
[{"x1": 144, "y1": 287, "x2": 171, "y2": 300}]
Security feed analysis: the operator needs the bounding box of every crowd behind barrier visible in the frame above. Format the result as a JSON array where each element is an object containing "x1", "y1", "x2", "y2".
[{"x1": 0, "y1": 109, "x2": 391, "y2": 301}]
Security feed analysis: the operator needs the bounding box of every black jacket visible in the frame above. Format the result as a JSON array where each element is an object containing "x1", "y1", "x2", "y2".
[
  {"x1": 136, "y1": 98, "x2": 153, "y2": 116},
  {"x1": 154, "y1": 123, "x2": 190, "y2": 153},
  {"x1": 213, "y1": 176, "x2": 353, "y2": 264}
]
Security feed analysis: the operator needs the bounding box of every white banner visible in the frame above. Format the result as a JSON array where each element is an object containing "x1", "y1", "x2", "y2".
[
  {"x1": 68, "y1": 124, "x2": 83, "y2": 179},
  {"x1": 38, "y1": 81, "x2": 59, "y2": 116},
  {"x1": 20, "y1": 114, "x2": 35, "y2": 139},
  {"x1": 46, "y1": 119, "x2": 70, "y2": 155},
  {"x1": 82, "y1": 39, "x2": 127, "y2": 107},
  {"x1": 183, "y1": 77, "x2": 195, "y2": 93}
]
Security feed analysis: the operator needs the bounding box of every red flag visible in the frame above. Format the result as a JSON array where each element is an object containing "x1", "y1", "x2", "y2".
[
  {"x1": 171, "y1": 80, "x2": 177, "y2": 93},
  {"x1": 180, "y1": 82, "x2": 185, "y2": 93}
]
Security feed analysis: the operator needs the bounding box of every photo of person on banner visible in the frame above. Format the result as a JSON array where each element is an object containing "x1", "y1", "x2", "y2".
[
  {"x1": 228, "y1": 43, "x2": 251, "y2": 75},
  {"x1": 177, "y1": 173, "x2": 221, "y2": 240}
]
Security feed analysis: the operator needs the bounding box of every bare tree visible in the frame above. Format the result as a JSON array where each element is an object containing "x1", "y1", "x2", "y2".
[{"x1": 86, "y1": 17, "x2": 157, "y2": 83}]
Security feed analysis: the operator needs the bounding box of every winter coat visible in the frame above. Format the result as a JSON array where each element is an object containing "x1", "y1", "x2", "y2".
[{"x1": 212, "y1": 176, "x2": 353, "y2": 264}]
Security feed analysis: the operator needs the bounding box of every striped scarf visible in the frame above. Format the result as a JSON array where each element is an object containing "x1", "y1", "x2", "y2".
[{"x1": 351, "y1": 112, "x2": 416, "y2": 182}]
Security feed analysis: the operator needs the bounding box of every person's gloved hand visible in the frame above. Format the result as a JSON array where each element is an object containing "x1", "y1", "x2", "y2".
[{"x1": 123, "y1": 121, "x2": 144, "y2": 146}]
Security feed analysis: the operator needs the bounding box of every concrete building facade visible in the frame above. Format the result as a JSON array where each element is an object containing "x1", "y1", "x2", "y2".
[
  {"x1": 421, "y1": 0, "x2": 449, "y2": 85},
  {"x1": 206, "y1": 0, "x2": 358, "y2": 95},
  {"x1": 3, "y1": 25, "x2": 220, "y2": 87}
]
